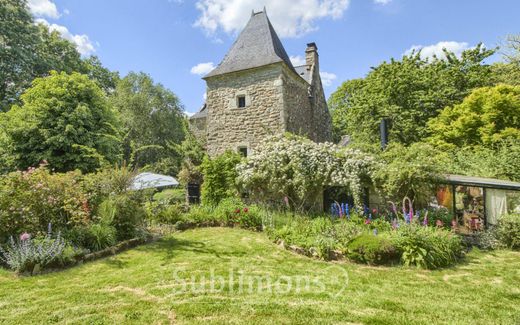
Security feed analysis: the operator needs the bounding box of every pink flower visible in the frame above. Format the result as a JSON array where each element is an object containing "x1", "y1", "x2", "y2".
[
  {"x1": 243, "y1": 207, "x2": 249, "y2": 213},
  {"x1": 20, "y1": 233, "x2": 31, "y2": 241}
]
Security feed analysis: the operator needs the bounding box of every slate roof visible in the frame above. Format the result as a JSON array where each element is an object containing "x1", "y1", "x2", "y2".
[
  {"x1": 294, "y1": 65, "x2": 311, "y2": 83},
  {"x1": 190, "y1": 103, "x2": 207, "y2": 119},
  {"x1": 204, "y1": 11, "x2": 295, "y2": 78}
]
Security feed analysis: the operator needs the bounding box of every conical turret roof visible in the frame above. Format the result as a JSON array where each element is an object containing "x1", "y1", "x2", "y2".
[{"x1": 204, "y1": 10, "x2": 295, "y2": 78}]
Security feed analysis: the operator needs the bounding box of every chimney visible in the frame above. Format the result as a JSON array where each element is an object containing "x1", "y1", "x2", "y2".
[
  {"x1": 380, "y1": 118, "x2": 389, "y2": 150},
  {"x1": 305, "y1": 42, "x2": 319, "y2": 70}
]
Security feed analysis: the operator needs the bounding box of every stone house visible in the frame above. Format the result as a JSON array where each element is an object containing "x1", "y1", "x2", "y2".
[{"x1": 189, "y1": 9, "x2": 332, "y2": 156}]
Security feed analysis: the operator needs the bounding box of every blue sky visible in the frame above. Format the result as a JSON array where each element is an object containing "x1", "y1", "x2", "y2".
[{"x1": 28, "y1": 0, "x2": 520, "y2": 114}]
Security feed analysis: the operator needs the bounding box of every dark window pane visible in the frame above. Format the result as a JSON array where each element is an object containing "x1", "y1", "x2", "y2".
[{"x1": 237, "y1": 96, "x2": 246, "y2": 108}]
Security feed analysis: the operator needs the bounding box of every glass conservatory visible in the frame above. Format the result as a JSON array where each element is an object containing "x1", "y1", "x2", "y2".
[{"x1": 436, "y1": 175, "x2": 520, "y2": 234}]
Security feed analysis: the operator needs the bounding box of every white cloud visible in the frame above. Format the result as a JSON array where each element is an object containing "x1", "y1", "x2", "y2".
[
  {"x1": 290, "y1": 55, "x2": 306, "y2": 66},
  {"x1": 35, "y1": 19, "x2": 96, "y2": 56},
  {"x1": 194, "y1": 0, "x2": 350, "y2": 38},
  {"x1": 320, "y1": 71, "x2": 337, "y2": 87},
  {"x1": 404, "y1": 41, "x2": 470, "y2": 60},
  {"x1": 374, "y1": 0, "x2": 392, "y2": 4},
  {"x1": 190, "y1": 62, "x2": 216, "y2": 75},
  {"x1": 28, "y1": 0, "x2": 60, "y2": 18}
]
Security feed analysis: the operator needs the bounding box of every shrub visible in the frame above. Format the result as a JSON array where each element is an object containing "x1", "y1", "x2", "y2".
[
  {"x1": 64, "y1": 223, "x2": 117, "y2": 252},
  {"x1": 267, "y1": 217, "x2": 364, "y2": 259},
  {"x1": 0, "y1": 232, "x2": 67, "y2": 273},
  {"x1": 154, "y1": 204, "x2": 184, "y2": 225},
  {"x1": 347, "y1": 234, "x2": 398, "y2": 265},
  {"x1": 495, "y1": 214, "x2": 520, "y2": 249},
  {"x1": 237, "y1": 134, "x2": 375, "y2": 212},
  {"x1": 392, "y1": 225, "x2": 464, "y2": 269},
  {"x1": 86, "y1": 224, "x2": 117, "y2": 251},
  {"x1": 200, "y1": 151, "x2": 242, "y2": 206},
  {"x1": 474, "y1": 228, "x2": 504, "y2": 250},
  {"x1": 82, "y1": 165, "x2": 139, "y2": 212},
  {"x1": 108, "y1": 195, "x2": 146, "y2": 241},
  {"x1": 0, "y1": 166, "x2": 90, "y2": 242}
]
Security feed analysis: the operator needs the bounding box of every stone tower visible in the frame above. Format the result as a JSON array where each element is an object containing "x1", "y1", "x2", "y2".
[{"x1": 189, "y1": 9, "x2": 332, "y2": 156}]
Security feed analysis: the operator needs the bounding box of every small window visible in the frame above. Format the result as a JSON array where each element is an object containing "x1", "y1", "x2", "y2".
[
  {"x1": 237, "y1": 95, "x2": 246, "y2": 108},
  {"x1": 238, "y1": 147, "x2": 248, "y2": 157}
]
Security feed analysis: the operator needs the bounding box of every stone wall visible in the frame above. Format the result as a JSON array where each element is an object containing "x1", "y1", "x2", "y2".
[
  {"x1": 189, "y1": 116, "x2": 207, "y2": 143},
  {"x1": 308, "y1": 64, "x2": 332, "y2": 142},
  {"x1": 204, "y1": 64, "x2": 285, "y2": 156},
  {"x1": 281, "y1": 65, "x2": 315, "y2": 140}
]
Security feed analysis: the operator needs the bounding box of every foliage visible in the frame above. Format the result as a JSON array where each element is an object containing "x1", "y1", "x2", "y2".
[
  {"x1": 495, "y1": 214, "x2": 520, "y2": 249},
  {"x1": 214, "y1": 197, "x2": 262, "y2": 230},
  {"x1": 391, "y1": 225, "x2": 464, "y2": 269},
  {"x1": 0, "y1": 166, "x2": 90, "y2": 242},
  {"x1": 428, "y1": 85, "x2": 520, "y2": 148},
  {"x1": 201, "y1": 151, "x2": 242, "y2": 206},
  {"x1": 82, "y1": 164, "x2": 138, "y2": 211},
  {"x1": 329, "y1": 45, "x2": 495, "y2": 145},
  {"x1": 445, "y1": 139, "x2": 520, "y2": 182},
  {"x1": 346, "y1": 234, "x2": 398, "y2": 265},
  {"x1": 176, "y1": 132, "x2": 206, "y2": 186},
  {"x1": 373, "y1": 142, "x2": 447, "y2": 204},
  {"x1": 237, "y1": 134, "x2": 375, "y2": 211},
  {"x1": 268, "y1": 217, "x2": 365, "y2": 259},
  {"x1": 82, "y1": 56, "x2": 120, "y2": 93},
  {"x1": 83, "y1": 223, "x2": 117, "y2": 252},
  {"x1": 0, "y1": 1, "x2": 117, "y2": 112},
  {"x1": 1, "y1": 71, "x2": 122, "y2": 173},
  {"x1": 111, "y1": 72, "x2": 185, "y2": 175},
  {"x1": 147, "y1": 202, "x2": 185, "y2": 225},
  {"x1": 103, "y1": 195, "x2": 146, "y2": 241},
  {"x1": 474, "y1": 229, "x2": 504, "y2": 250},
  {"x1": 0, "y1": 232, "x2": 66, "y2": 273}
]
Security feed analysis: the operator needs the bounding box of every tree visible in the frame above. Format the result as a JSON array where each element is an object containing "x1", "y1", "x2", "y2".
[
  {"x1": 0, "y1": 0, "x2": 117, "y2": 111},
  {"x1": 445, "y1": 140, "x2": 520, "y2": 182},
  {"x1": 82, "y1": 56, "x2": 120, "y2": 93},
  {"x1": 0, "y1": 0, "x2": 40, "y2": 111},
  {"x1": 1, "y1": 71, "x2": 122, "y2": 172},
  {"x1": 372, "y1": 143, "x2": 447, "y2": 206},
  {"x1": 111, "y1": 72, "x2": 186, "y2": 175},
  {"x1": 427, "y1": 85, "x2": 520, "y2": 148},
  {"x1": 329, "y1": 45, "x2": 495, "y2": 145}
]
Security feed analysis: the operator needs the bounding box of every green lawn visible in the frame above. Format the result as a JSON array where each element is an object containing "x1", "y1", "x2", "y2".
[{"x1": 0, "y1": 228, "x2": 519, "y2": 324}]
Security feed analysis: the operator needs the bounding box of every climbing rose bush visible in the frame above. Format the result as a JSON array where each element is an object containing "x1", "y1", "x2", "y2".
[{"x1": 237, "y1": 134, "x2": 375, "y2": 211}]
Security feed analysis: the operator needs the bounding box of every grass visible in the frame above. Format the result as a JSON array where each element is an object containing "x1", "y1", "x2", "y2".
[{"x1": 0, "y1": 228, "x2": 519, "y2": 324}]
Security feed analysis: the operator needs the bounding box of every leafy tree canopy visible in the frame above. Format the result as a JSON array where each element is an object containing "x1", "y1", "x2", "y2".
[
  {"x1": 0, "y1": 0, "x2": 118, "y2": 111},
  {"x1": 427, "y1": 84, "x2": 520, "y2": 148},
  {"x1": 329, "y1": 44, "x2": 495, "y2": 145},
  {"x1": 111, "y1": 72, "x2": 186, "y2": 175},
  {"x1": 1, "y1": 71, "x2": 122, "y2": 172}
]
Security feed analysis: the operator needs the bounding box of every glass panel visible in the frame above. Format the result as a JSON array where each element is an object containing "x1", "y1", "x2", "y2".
[
  {"x1": 506, "y1": 190, "x2": 520, "y2": 214},
  {"x1": 454, "y1": 186, "x2": 484, "y2": 234},
  {"x1": 435, "y1": 185, "x2": 453, "y2": 210},
  {"x1": 485, "y1": 189, "x2": 507, "y2": 226}
]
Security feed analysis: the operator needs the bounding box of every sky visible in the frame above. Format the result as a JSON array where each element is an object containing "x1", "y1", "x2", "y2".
[{"x1": 28, "y1": 0, "x2": 520, "y2": 115}]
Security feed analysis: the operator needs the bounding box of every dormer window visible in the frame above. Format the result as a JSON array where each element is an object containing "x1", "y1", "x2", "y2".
[{"x1": 237, "y1": 95, "x2": 246, "y2": 108}]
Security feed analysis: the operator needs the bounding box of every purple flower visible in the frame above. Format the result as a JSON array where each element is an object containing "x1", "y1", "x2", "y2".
[{"x1": 20, "y1": 233, "x2": 30, "y2": 241}]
